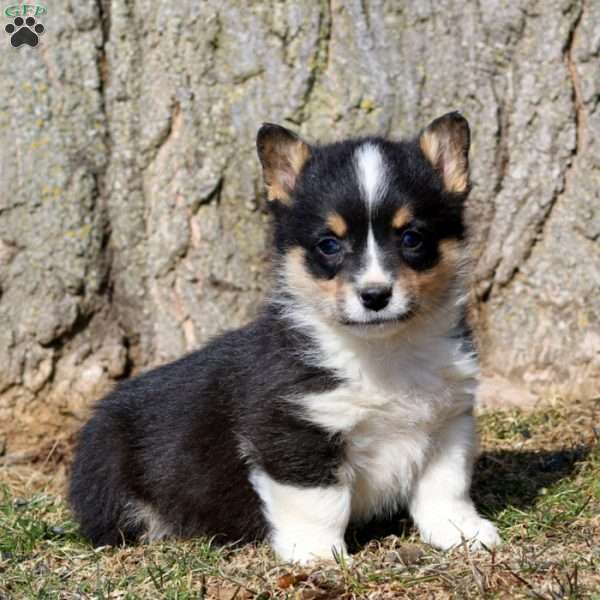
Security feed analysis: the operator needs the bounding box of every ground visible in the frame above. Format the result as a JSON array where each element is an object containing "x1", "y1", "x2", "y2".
[{"x1": 0, "y1": 397, "x2": 598, "y2": 599}]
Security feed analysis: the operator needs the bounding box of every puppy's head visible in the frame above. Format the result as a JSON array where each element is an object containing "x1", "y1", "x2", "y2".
[{"x1": 257, "y1": 113, "x2": 471, "y2": 338}]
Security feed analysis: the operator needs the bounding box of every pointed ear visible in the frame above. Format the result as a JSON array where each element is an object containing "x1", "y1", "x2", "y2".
[
  {"x1": 256, "y1": 123, "x2": 312, "y2": 203},
  {"x1": 419, "y1": 112, "x2": 470, "y2": 194}
]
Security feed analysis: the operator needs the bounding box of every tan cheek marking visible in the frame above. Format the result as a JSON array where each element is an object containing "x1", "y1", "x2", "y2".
[
  {"x1": 326, "y1": 212, "x2": 348, "y2": 238},
  {"x1": 392, "y1": 207, "x2": 412, "y2": 230},
  {"x1": 398, "y1": 239, "x2": 462, "y2": 304},
  {"x1": 284, "y1": 247, "x2": 346, "y2": 308}
]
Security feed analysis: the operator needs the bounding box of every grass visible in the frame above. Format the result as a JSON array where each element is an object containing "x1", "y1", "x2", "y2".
[{"x1": 0, "y1": 398, "x2": 598, "y2": 599}]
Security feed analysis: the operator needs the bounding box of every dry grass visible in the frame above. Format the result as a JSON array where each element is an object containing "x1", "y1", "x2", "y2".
[{"x1": 0, "y1": 397, "x2": 598, "y2": 599}]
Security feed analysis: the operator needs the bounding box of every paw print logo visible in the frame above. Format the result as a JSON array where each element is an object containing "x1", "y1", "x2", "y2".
[{"x1": 5, "y1": 16, "x2": 44, "y2": 47}]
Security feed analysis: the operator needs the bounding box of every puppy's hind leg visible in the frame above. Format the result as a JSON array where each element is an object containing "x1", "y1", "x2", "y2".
[
  {"x1": 250, "y1": 469, "x2": 351, "y2": 564},
  {"x1": 69, "y1": 412, "x2": 140, "y2": 546}
]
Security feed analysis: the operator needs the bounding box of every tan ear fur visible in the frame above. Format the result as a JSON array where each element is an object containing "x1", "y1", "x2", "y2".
[
  {"x1": 256, "y1": 123, "x2": 311, "y2": 203},
  {"x1": 419, "y1": 112, "x2": 470, "y2": 194}
]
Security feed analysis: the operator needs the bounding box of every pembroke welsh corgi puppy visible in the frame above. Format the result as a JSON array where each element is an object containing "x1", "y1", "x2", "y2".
[{"x1": 69, "y1": 112, "x2": 500, "y2": 563}]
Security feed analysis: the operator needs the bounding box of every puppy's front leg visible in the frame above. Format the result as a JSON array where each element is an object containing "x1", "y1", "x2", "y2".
[
  {"x1": 409, "y1": 412, "x2": 501, "y2": 550},
  {"x1": 251, "y1": 470, "x2": 351, "y2": 564}
]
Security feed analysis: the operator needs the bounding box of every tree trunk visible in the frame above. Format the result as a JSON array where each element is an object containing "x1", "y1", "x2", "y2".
[{"x1": 0, "y1": 0, "x2": 598, "y2": 446}]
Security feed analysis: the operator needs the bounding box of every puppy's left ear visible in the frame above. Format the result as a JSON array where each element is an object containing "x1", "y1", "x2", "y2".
[
  {"x1": 419, "y1": 112, "x2": 470, "y2": 195},
  {"x1": 257, "y1": 123, "x2": 312, "y2": 203}
]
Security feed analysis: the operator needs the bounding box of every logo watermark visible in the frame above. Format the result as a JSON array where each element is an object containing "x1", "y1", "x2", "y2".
[{"x1": 4, "y1": 4, "x2": 46, "y2": 47}]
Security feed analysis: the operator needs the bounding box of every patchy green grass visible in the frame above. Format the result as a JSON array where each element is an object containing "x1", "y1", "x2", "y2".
[{"x1": 0, "y1": 398, "x2": 598, "y2": 599}]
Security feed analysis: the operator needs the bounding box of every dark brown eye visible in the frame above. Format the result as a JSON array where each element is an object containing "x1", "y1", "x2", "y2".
[
  {"x1": 400, "y1": 230, "x2": 423, "y2": 250},
  {"x1": 317, "y1": 237, "x2": 342, "y2": 256}
]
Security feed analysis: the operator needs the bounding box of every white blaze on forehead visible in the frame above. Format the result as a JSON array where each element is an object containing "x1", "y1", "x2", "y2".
[
  {"x1": 354, "y1": 143, "x2": 391, "y2": 287},
  {"x1": 359, "y1": 227, "x2": 389, "y2": 286},
  {"x1": 354, "y1": 143, "x2": 389, "y2": 210},
  {"x1": 353, "y1": 142, "x2": 393, "y2": 307}
]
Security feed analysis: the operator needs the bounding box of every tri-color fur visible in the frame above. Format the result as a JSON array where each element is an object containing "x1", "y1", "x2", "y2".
[{"x1": 69, "y1": 112, "x2": 500, "y2": 563}]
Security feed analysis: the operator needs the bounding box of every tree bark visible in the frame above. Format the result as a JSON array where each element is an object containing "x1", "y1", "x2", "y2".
[{"x1": 0, "y1": 0, "x2": 598, "y2": 445}]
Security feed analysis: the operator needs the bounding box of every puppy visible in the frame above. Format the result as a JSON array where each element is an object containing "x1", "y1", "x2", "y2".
[{"x1": 69, "y1": 112, "x2": 500, "y2": 563}]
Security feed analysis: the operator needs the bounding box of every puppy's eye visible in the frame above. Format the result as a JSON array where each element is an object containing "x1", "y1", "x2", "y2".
[
  {"x1": 317, "y1": 237, "x2": 342, "y2": 256},
  {"x1": 400, "y1": 230, "x2": 423, "y2": 250}
]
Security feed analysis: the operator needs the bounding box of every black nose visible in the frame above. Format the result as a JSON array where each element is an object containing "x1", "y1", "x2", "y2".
[{"x1": 359, "y1": 286, "x2": 392, "y2": 312}]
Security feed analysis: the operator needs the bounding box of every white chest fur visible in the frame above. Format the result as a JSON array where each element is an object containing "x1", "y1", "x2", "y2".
[{"x1": 295, "y1": 318, "x2": 479, "y2": 523}]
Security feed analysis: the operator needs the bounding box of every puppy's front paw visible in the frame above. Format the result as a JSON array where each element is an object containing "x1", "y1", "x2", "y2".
[
  {"x1": 273, "y1": 539, "x2": 349, "y2": 565},
  {"x1": 419, "y1": 512, "x2": 501, "y2": 551}
]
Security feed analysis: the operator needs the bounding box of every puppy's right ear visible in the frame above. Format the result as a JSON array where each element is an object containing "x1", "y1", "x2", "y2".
[{"x1": 257, "y1": 123, "x2": 311, "y2": 203}]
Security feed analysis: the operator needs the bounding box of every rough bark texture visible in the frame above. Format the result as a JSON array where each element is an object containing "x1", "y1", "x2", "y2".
[{"x1": 0, "y1": 1, "x2": 598, "y2": 445}]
